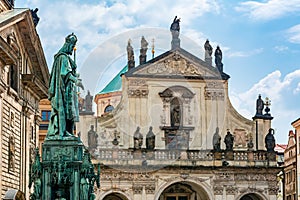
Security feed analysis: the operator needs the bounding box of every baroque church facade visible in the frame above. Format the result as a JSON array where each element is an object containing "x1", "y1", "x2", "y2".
[
  {"x1": 78, "y1": 19, "x2": 280, "y2": 200},
  {"x1": 0, "y1": 1, "x2": 49, "y2": 199}
]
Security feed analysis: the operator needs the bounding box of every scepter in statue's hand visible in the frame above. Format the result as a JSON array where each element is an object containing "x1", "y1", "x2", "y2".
[{"x1": 73, "y1": 46, "x2": 84, "y2": 90}]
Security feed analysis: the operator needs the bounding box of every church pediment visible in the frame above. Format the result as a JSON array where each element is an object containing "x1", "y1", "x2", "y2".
[{"x1": 125, "y1": 48, "x2": 229, "y2": 80}]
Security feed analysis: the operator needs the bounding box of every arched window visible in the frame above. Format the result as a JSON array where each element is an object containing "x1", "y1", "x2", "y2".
[
  {"x1": 104, "y1": 105, "x2": 114, "y2": 113},
  {"x1": 170, "y1": 97, "x2": 182, "y2": 127}
]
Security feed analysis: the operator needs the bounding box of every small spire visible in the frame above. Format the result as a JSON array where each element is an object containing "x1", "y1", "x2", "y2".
[{"x1": 151, "y1": 38, "x2": 155, "y2": 59}]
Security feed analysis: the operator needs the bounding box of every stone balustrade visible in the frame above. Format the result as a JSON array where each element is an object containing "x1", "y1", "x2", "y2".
[{"x1": 92, "y1": 148, "x2": 277, "y2": 167}]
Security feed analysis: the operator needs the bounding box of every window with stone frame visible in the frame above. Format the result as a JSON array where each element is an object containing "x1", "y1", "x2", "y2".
[
  {"x1": 41, "y1": 110, "x2": 51, "y2": 121},
  {"x1": 9, "y1": 64, "x2": 19, "y2": 92},
  {"x1": 104, "y1": 105, "x2": 114, "y2": 113}
]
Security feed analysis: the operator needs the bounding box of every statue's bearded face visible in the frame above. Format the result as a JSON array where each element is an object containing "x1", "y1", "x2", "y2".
[{"x1": 66, "y1": 43, "x2": 76, "y2": 55}]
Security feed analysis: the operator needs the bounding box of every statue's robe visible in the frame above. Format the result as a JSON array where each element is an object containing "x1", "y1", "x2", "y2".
[{"x1": 47, "y1": 52, "x2": 79, "y2": 138}]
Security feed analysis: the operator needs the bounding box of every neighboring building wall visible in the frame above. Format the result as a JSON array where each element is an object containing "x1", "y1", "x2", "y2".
[
  {"x1": 284, "y1": 130, "x2": 297, "y2": 200},
  {"x1": 38, "y1": 99, "x2": 51, "y2": 153},
  {"x1": 95, "y1": 91, "x2": 122, "y2": 116},
  {"x1": 292, "y1": 118, "x2": 300, "y2": 200},
  {"x1": 0, "y1": 6, "x2": 49, "y2": 199}
]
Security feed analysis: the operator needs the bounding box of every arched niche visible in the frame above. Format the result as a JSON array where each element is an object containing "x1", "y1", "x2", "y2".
[{"x1": 159, "y1": 86, "x2": 195, "y2": 149}]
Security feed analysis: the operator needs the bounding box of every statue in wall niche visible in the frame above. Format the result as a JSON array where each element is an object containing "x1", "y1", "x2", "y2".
[
  {"x1": 256, "y1": 94, "x2": 264, "y2": 116},
  {"x1": 134, "y1": 126, "x2": 143, "y2": 149},
  {"x1": 215, "y1": 46, "x2": 223, "y2": 72},
  {"x1": 47, "y1": 33, "x2": 84, "y2": 139},
  {"x1": 171, "y1": 105, "x2": 181, "y2": 126},
  {"x1": 265, "y1": 128, "x2": 275, "y2": 152},
  {"x1": 88, "y1": 125, "x2": 98, "y2": 150},
  {"x1": 224, "y1": 130, "x2": 234, "y2": 151},
  {"x1": 212, "y1": 127, "x2": 221, "y2": 151},
  {"x1": 146, "y1": 126, "x2": 155, "y2": 150},
  {"x1": 204, "y1": 39, "x2": 213, "y2": 57}
]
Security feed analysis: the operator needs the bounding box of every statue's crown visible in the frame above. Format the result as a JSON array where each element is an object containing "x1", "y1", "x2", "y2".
[{"x1": 65, "y1": 33, "x2": 77, "y2": 45}]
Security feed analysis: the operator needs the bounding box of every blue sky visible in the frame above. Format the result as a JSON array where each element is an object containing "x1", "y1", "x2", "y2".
[{"x1": 16, "y1": 0, "x2": 300, "y2": 144}]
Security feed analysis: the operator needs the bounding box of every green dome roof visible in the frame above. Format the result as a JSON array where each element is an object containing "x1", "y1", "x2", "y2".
[{"x1": 98, "y1": 65, "x2": 128, "y2": 94}]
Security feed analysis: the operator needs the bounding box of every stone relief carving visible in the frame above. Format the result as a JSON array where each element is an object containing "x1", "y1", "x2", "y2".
[
  {"x1": 128, "y1": 89, "x2": 149, "y2": 98},
  {"x1": 226, "y1": 186, "x2": 237, "y2": 195},
  {"x1": 204, "y1": 81, "x2": 224, "y2": 100},
  {"x1": 268, "y1": 182, "x2": 279, "y2": 195},
  {"x1": 132, "y1": 184, "x2": 143, "y2": 194},
  {"x1": 213, "y1": 186, "x2": 224, "y2": 195},
  {"x1": 215, "y1": 172, "x2": 234, "y2": 181},
  {"x1": 234, "y1": 129, "x2": 248, "y2": 147},
  {"x1": 128, "y1": 79, "x2": 148, "y2": 98},
  {"x1": 145, "y1": 184, "x2": 155, "y2": 194},
  {"x1": 144, "y1": 53, "x2": 205, "y2": 76},
  {"x1": 129, "y1": 79, "x2": 147, "y2": 86}
]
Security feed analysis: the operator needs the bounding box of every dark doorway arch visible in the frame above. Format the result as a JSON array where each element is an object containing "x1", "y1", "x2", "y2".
[
  {"x1": 158, "y1": 182, "x2": 210, "y2": 200},
  {"x1": 240, "y1": 193, "x2": 263, "y2": 200},
  {"x1": 102, "y1": 192, "x2": 129, "y2": 200}
]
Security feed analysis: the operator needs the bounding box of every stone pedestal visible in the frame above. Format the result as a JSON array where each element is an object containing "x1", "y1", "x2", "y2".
[
  {"x1": 28, "y1": 136, "x2": 100, "y2": 200},
  {"x1": 42, "y1": 137, "x2": 84, "y2": 200}
]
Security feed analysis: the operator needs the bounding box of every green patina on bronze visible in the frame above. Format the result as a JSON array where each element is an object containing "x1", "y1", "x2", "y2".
[
  {"x1": 29, "y1": 34, "x2": 100, "y2": 200},
  {"x1": 47, "y1": 33, "x2": 83, "y2": 139}
]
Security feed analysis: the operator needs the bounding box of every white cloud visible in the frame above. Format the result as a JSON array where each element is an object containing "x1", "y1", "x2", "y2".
[
  {"x1": 230, "y1": 69, "x2": 300, "y2": 143},
  {"x1": 274, "y1": 45, "x2": 289, "y2": 52},
  {"x1": 287, "y1": 24, "x2": 300, "y2": 44},
  {"x1": 235, "y1": 0, "x2": 300, "y2": 21},
  {"x1": 227, "y1": 48, "x2": 263, "y2": 58},
  {"x1": 19, "y1": 0, "x2": 220, "y2": 68},
  {"x1": 294, "y1": 82, "x2": 300, "y2": 94}
]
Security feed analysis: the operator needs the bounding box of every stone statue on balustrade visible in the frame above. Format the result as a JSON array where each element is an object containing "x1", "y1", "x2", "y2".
[
  {"x1": 256, "y1": 94, "x2": 264, "y2": 116},
  {"x1": 47, "y1": 33, "x2": 84, "y2": 140},
  {"x1": 88, "y1": 125, "x2": 98, "y2": 151},
  {"x1": 224, "y1": 130, "x2": 234, "y2": 151},
  {"x1": 204, "y1": 40, "x2": 213, "y2": 57},
  {"x1": 170, "y1": 16, "x2": 181, "y2": 49},
  {"x1": 212, "y1": 127, "x2": 221, "y2": 151},
  {"x1": 265, "y1": 128, "x2": 275, "y2": 152},
  {"x1": 134, "y1": 126, "x2": 143, "y2": 150},
  {"x1": 215, "y1": 46, "x2": 223, "y2": 72},
  {"x1": 146, "y1": 126, "x2": 155, "y2": 150}
]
